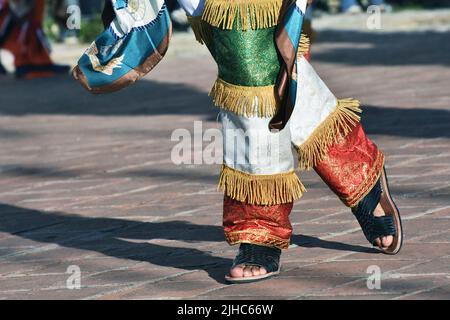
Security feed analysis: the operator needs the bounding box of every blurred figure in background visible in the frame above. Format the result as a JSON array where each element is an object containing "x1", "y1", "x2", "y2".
[
  {"x1": 79, "y1": 0, "x2": 103, "y2": 15},
  {"x1": 165, "y1": 0, "x2": 189, "y2": 30},
  {"x1": 341, "y1": 0, "x2": 392, "y2": 14},
  {"x1": 0, "y1": 0, "x2": 70, "y2": 79}
]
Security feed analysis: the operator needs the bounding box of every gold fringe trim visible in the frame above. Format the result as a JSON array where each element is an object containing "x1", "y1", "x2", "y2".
[
  {"x1": 298, "y1": 33, "x2": 311, "y2": 57},
  {"x1": 295, "y1": 98, "x2": 362, "y2": 170},
  {"x1": 187, "y1": 15, "x2": 212, "y2": 45},
  {"x1": 202, "y1": 0, "x2": 282, "y2": 31},
  {"x1": 293, "y1": 34, "x2": 311, "y2": 81},
  {"x1": 209, "y1": 78, "x2": 278, "y2": 118},
  {"x1": 218, "y1": 165, "x2": 306, "y2": 206}
]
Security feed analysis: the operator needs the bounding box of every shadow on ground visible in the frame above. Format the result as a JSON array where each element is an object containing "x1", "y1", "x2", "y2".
[
  {"x1": 0, "y1": 75, "x2": 449, "y2": 138},
  {"x1": 0, "y1": 203, "x2": 375, "y2": 282},
  {"x1": 292, "y1": 234, "x2": 378, "y2": 254},
  {"x1": 0, "y1": 75, "x2": 216, "y2": 120},
  {"x1": 0, "y1": 203, "x2": 229, "y2": 282},
  {"x1": 314, "y1": 30, "x2": 450, "y2": 67},
  {"x1": 361, "y1": 105, "x2": 450, "y2": 138}
]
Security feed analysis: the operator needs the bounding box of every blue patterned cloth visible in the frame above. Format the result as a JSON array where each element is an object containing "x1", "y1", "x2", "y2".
[
  {"x1": 73, "y1": 0, "x2": 172, "y2": 93},
  {"x1": 269, "y1": 0, "x2": 307, "y2": 130}
]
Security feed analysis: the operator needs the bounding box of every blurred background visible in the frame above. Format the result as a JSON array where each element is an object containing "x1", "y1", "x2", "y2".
[
  {"x1": 42, "y1": 0, "x2": 450, "y2": 44},
  {"x1": 1, "y1": 0, "x2": 449, "y2": 75}
]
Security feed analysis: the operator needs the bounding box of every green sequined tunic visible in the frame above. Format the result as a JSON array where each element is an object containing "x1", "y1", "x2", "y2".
[
  {"x1": 210, "y1": 26, "x2": 281, "y2": 87},
  {"x1": 188, "y1": 0, "x2": 284, "y2": 118}
]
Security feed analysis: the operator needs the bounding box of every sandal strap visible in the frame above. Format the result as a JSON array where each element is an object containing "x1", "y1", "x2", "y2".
[
  {"x1": 352, "y1": 179, "x2": 397, "y2": 245},
  {"x1": 373, "y1": 216, "x2": 396, "y2": 240},
  {"x1": 232, "y1": 244, "x2": 281, "y2": 273}
]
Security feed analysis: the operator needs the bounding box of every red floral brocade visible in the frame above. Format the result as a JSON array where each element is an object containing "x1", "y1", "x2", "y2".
[
  {"x1": 314, "y1": 123, "x2": 385, "y2": 207},
  {"x1": 223, "y1": 196, "x2": 293, "y2": 249}
]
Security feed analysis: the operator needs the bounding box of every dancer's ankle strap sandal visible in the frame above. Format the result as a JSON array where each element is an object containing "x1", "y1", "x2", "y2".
[
  {"x1": 225, "y1": 243, "x2": 281, "y2": 284},
  {"x1": 352, "y1": 167, "x2": 403, "y2": 255}
]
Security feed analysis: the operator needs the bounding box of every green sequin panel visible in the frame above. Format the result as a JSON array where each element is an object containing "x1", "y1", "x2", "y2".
[{"x1": 211, "y1": 26, "x2": 281, "y2": 87}]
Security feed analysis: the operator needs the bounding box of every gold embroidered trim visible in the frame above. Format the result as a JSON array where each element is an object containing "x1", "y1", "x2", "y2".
[
  {"x1": 202, "y1": 0, "x2": 282, "y2": 31},
  {"x1": 226, "y1": 230, "x2": 290, "y2": 249},
  {"x1": 187, "y1": 15, "x2": 212, "y2": 45},
  {"x1": 218, "y1": 165, "x2": 306, "y2": 206},
  {"x1": 298, "y1": 33, "x2": 311, "y2": 57},
  {"x1": 347, "y1": 151, "x2": 385, "y2": 208},
  {"x1": 209, "y1": 78, "x2": 278, "y2": 118},
  {"x1": 295, "y1": 98, "x2": 362, "y2": 170}
]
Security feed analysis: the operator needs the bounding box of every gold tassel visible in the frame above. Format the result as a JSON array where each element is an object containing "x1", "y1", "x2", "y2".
[
  {"x1": 202, "y1": 0, "x2": 282, "y2": 31},
  {"x1": 295, "y1": 98, "x2": 362, "y2": 170},
  {"x1": 298, "y1": 33, "x2": 311, "y2": 57},
  {"x1": 209, "y1": 78, "x2": 278, "y2": 118},
  {"x1": 187, "y1": 15, "x2": 212, "y2": 45},
  {"x1": 292, "y1": 34, "x2": 311, "y2": 80},
  {"x1": 218, "y1": 165, "x2": 306, "y2": 206}
]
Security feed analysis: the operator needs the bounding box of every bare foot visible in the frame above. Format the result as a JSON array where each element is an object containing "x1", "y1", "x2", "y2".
[
  {"x1": 229, "y1": 265, "x2": 267, "y2": 278},
  {"x1": 373, "y1": 203, "x2": 394, "y2": 249}
]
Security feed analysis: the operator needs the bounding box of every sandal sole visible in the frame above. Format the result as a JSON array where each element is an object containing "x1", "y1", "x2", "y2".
[
  {"x1": 378, "y1": 167, "x2": 403, "y2": 255},
  {"x1": 224, "y1": 269, "x2": 280, "y2": 284}
]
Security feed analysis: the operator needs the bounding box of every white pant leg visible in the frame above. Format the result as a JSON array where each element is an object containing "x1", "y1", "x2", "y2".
[{"x1": 220, "y1": 110, "x2": 295, "y2": 175}]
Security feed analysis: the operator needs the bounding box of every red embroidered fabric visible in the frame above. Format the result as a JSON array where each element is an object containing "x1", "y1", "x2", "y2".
[
  {"x1": 314, "y1": 123, "x2": 385, "y2": 207},
  {"x1": 223, "y1": 196, "x2": 293, "y2": 249}
]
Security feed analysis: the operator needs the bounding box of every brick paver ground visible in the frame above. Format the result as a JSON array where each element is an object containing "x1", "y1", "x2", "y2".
[{"x1": 0, "y1": 10, "x2": 449, "y2": 299}]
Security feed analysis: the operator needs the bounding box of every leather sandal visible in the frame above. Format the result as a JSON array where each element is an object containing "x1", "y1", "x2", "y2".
[
  {"x1": 225, "y1": 243, "x2": 281, "y2": 284},
  {"x1": 352, "y1": 167, "x2": 403, "y2": 255}
]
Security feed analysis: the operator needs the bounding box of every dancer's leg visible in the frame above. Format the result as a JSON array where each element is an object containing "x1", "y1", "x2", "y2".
[
  {"x1": 219, "y1": 111, "x2": 304, "y2": 280},
  {"x1": 290, "y1": 48, "x2": 400, "y2": 252},
  {"x1": 224, "y1": 195, "x2": 294, "y2": 278}
]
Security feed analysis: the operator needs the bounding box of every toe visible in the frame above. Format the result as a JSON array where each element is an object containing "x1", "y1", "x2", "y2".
[
  {"x1": 229, "y1": 266, "x2": 244, "y2": 278},
  {"x1": 251, "y1": 266, "x2": 261, "y2": 276},
  {"x1": 243, "y1": 266, "x2": 253, "y2": 277},
  {"x1": 259, "y1": 267, "x2": 267, "y2": 275},
  {"x1": 373, "y1": 203, "x2": 394, "y2": 249},
  {"x1": 382, "y1": 235, "x2": 393, "y2": 248}
]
